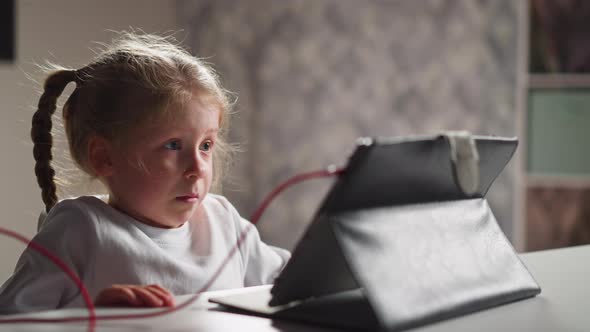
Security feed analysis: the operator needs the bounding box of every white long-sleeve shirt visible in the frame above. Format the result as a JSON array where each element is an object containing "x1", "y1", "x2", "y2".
[{"x1": 0, "y1": 194, "x2": 290, "y2": 314}]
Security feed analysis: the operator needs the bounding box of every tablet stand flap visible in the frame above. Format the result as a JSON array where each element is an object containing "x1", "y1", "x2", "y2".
[
  {"x1": 323, "y1": 134, "x2": 540, "y2": 331},
  {"x1": 331, "y1": 199, "x2": 540, "y2": 331}
]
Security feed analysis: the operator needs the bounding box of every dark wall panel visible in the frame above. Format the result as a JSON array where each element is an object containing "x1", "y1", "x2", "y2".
[{"x1": 0, "y1": 0, "x2": 15, "y2": 61}]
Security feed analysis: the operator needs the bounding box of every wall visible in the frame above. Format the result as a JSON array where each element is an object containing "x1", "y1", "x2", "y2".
[
  {"x1": 0, "y1": 0, "x2": 178, "y2": 281},
  {"x1": 178, "y1": 0, "x2": 523, "y2": 251},
  {"x1": 0, "y1": 0, "x2": 525, "y2": 282}
]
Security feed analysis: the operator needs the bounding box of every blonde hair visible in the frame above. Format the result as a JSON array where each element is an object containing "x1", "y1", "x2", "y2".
[{"x1": 31, "y1": 32, "x2": 234, "y2": 212}]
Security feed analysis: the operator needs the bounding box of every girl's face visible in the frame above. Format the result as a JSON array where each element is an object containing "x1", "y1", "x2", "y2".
[{"x1": 106, "y1": 96, "x2": 220, "y2": 228}]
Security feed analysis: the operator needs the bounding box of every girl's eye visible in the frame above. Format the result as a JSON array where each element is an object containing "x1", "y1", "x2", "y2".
[
  {"x1": 164, "y1": 140, "x2": 182, "y2": 150},
  {"x1": 200, "y1": 140, "x2": 213, "y2": 152}
]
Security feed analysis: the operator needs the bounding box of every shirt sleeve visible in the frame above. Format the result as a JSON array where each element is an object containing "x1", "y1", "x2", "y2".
[
  {"x1": 220, "y1": 200, "x2": 291, "y2": 286},
  {"x1": 237, "y1": 216, "x2": 291, "y2": 286},
  {"x1": 0, "y1": 200, "x2": 97, "y2": 314}
]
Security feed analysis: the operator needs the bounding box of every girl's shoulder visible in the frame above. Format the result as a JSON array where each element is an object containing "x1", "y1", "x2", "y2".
[
  {"x1": 31, "y1": 196, "x2": 111, "y2": 251},
  {"x1": 55, "y1": 195, "x2": 108, "y2": 209},
  {"x1": 39, "y1": 195, "x2": 112, "y2": 233}
]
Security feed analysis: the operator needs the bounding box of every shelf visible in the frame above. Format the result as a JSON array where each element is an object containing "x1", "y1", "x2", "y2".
[
  {"x1": 526, "y1": 174, "x2": 590, "y2": 188},
  {"x1": 528, "y1": 74, "x2": 590, "y2": 89}
]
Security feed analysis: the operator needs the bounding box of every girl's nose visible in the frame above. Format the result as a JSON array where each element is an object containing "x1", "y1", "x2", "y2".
[{"x1": 184, "y1": 152, "x2": 205, "y2": 179}]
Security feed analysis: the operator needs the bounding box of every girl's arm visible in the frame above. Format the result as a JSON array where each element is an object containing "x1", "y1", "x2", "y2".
[
  {"x1": 237, "y1": 218, "x2": 291, "y2": 286},
  {"x1": 0, "y1": 199, "x2": 176, "y2": 313},
  {"x1": 206, "y1": 194, "x2": 291, "y2": 287}
]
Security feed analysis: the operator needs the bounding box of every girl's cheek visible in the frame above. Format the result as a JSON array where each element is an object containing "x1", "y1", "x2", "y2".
[{"x1": 145, "y1": 155, "x2": 177, "y2": 174}]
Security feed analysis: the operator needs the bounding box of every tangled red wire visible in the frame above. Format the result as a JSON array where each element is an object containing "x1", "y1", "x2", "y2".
[{"x1": 0, "y1": 167, "x2": 344, "y2": 331}]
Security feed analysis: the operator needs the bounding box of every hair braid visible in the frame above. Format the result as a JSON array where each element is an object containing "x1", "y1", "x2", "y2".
[{"x1": 31, "y1": 70, "x2": 77, "y2": 212}]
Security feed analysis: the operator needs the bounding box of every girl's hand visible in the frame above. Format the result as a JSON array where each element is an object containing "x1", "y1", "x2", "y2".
[{"x1": 94, "y1": 284, "x2": 175, "y2": 307}]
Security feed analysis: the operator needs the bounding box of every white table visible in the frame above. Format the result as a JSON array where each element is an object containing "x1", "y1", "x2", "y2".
[{"x1": 0, "y1": 245, "x2": 588, "y2": 331}]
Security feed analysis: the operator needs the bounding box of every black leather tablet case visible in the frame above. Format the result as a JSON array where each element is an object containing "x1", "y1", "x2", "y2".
[{"x1": 213, "y1": 134, "x2": 541, "y2": 331}]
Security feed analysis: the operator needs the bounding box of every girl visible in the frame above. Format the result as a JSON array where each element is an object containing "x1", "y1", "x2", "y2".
[{"x1": 0, "y1": 33, "x2": 290, "y2": 313}]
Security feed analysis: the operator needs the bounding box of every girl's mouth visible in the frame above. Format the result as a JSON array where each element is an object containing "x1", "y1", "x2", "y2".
[{"x1": 176, "y1": 195, "x2": 199, "y2": 203}]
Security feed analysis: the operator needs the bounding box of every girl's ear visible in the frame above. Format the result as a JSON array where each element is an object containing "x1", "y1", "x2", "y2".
[{"x1": 88, "y1": 136, "x2": 114, "y2": 177}]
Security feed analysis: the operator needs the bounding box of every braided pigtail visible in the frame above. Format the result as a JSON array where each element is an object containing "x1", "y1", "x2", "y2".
[{"x1": 31, "y1": 70, "x2": 77, "y2": 212}]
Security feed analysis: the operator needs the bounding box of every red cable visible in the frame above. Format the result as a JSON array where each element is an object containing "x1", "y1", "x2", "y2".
[
  {"x1": 0, "y1": 166, "x2": 344, "y2": 324},
  {"x1": 249, "y1": 166, "x2": 345, "y2": 225}
]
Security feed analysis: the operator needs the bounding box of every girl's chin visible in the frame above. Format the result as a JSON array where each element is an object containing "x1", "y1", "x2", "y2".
[
  {"x1": 149, "y1": 203, "x2": 203, "y2": 228},
  {"x1": 140, "y1": 211, "x2": 192, "y2": 228},
  {"x1": 171, "y1": 210, "x2": 199, "y2": 226}
]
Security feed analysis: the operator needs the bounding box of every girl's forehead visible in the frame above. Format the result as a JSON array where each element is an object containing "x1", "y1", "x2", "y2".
[
  {"x1": 169, "y1": 92, "x2": 222, "y2": 118},
  {"x1": 119, "y1": 92, "x2": 222, "y2": 142},
  {"x1": 141, "y1": 103, "x2": 220, "y2": 133}
]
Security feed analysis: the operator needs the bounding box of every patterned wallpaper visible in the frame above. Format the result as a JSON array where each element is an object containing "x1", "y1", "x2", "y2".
[{"x1": 177, "y1": 0, "x2": 521, "y2": 250}]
